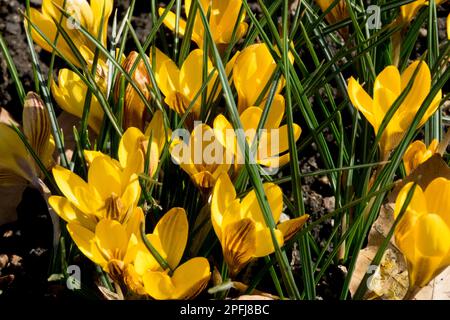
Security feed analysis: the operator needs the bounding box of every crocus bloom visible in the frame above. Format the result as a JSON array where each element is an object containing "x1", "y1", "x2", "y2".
[
  {"x1": 129, "y1": 208, "x2": 211, "y2": 299},
  {"x1": 159, "y1": 0, "x2": 248, "y2": 50},
  {"x1": 348, "y1": 61, "x2": 441, "y2": 159},
  {"x1": 394, "y1": 178, "x2": 450, "y2": 289},
  {"x1": 170, "y1": 123, "x2": 231, "y2": 190},
  {"x1": 152, "y1": 48, "x2": 236, "y2": 119},
  {"x1": 49, "y1": 137, "x2": 142, "y2": 230},
  {"x1": 233, "y1": 43, "x2": 287, "y2": 113},
  {"x1": 29, "y1": 0, "x2": 113, "y2": 67},
  {"x1": 315, "y1": 0, "x2": 348, "y2": 25},
  {"x1": 114, "y1": 51, "x2": 152, "y2": 131},
  {"x1": 403, "y1": 139, "x2": 438, "y2": 175},
  {"x1": 52, "y1": 68, "x2": 104, "y2": 133},
  {"x1": 0, "y1": 92, "x2": 54, "y2": 186},
  {"x1": 447, "y1": 13, "x2": 450, "y2": 39},
  {"x1": 118, "y1": 111, "x2": 169, "y2": 179},
  {"x1": 214, "y1": 95, "x2": 302, "y2": 171},
  {"x1": 67, "y1": 207, "x2": 143, "y2": 281},
  {"x1": 211, "y1": 173, "x2": 309, "y2": 275},
  {"x1": 399, "y1": 0, "x2": 444, "y2": 24}
]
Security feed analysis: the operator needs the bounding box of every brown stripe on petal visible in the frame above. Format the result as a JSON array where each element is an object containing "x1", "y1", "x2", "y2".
[
  {"x1": 222, "y1": 218, "x2": 256, "y2": 277},
  {"x1": 22, "y1": 92, "x2": 52, "y2": 162}
]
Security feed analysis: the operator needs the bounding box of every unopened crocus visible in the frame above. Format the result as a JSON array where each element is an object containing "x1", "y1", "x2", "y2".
[
  {"x1": 348, "y1": 61, "x2": 441, "y2": 159},
  {"x1": 394, "y1": 178, "x2": 450, "y2": 291},
  {"x1": 128, "y1": 207, "x2": 211, "y2": 299},
  {"x1": 159, "y1": 0, "x2": 248, "y2": 50},
  {"x1": 214, "y1": 95, "x2": 301, "y2": 171},
  {"x1": 403, "y1": 139, "x2": 438, "y2": 175},
  {"x1": 114, "y1": 51, "x2": 152, "y2": 131},
  {"x1": 67, "y1": 207, "x2": 143, "y2": 281},
  {"x1": 170, "y1": 123, "x2": 231, "y2": 190},
  {"x1": 29, "y1": 0, "x2": 113, "y2": 67},
  {"x1": 0, "y1": 92, "x2": 54, "y2": 186},
  {"x1": 233, "y1": 43, "x2": 287, "y2": 113},
  {"x1": 315, "y1": 0, "x2": 348, "y2": 25},
  {"x1": 211, "y1": 173, "x2": 309, "y2": 276},
  {"x1": 52, "y1": 68, "x2": 105, "y2": 133}
]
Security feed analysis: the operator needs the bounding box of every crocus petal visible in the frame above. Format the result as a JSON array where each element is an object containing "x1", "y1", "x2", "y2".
[
  {"x1": 118, "y1": 127, "x2": 145, "y2": 175},
  {"x1": 348, "y1": 77, "x2": 377, "y2": 131},
  {"x1": 213, "y1": 114, "x2": 237, "y2": 157},
  {"x1": 258, "y1": 124, "x2": 301, "y2": 160},
  {"x1": 22, "y1": 92, "x2": 54, "y2": 168},
  {"x1": 145, "y1": 110, "x2": 169, "y2": 155},
  {"x1": 52, "y1": 165, "x2": 100, "y2": 213},
  {"x1": 151, "y1": 47, "x2": 180, "y2": 98},
  {"x1": 91, "y1": 0, "x2": 113, "y2": 46},
  {"x1": 211, "y1": 173, "x2": 237, "y2": 237},
  {"x1": 278, "y1": 214, "x2": 309, "y2": 242},
  {"x1": 88, "y1": 156, "x2": 122, "y2": 200},
  {"x1": 143, "y1": 270, "x2": 175, "y2": 300},
  {"x1": 222, "y1": 218, "x2": 256, "y2": 276},
  {"x1": 154, "y1": 208, "x2": 188, "y2": 270},
  {"x1": 67, "y1": 222, "x2": 104, "y2": 265},
  {"x1": 262, "y1": 94, "x2": 285, "y2": 129},
  {"x1": 403, "y1": 140, "x2": 427, "y2": 175},
  {"x1": 424, "y1": 178, "x2": 450, "y2": 227},
  {"x1": 172, "y1": 257, "x2": 211, "y2": 299},
  {"x1": 240, "y1": 183, "x2": 283, "y2": 225},
  {"x1": 400, "y1": 61, "x2": 431, "y2": 117},
  {"x1": 49, "y1": 195, "x2": 96, "y2": 230},
  {"x1": 253, "y1": 227, "x2": 284, "y2": 257},
  {"x1": 0, "y1": 124, "x2": 34, "y2": 182},
  {"x1": 95, "y1": 219, "x2": 129, "y2": 259}
]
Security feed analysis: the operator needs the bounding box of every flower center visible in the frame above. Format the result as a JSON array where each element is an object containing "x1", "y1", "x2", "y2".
[{"x1": 105, "y1": 193, "x2": 124, "y2": 221}]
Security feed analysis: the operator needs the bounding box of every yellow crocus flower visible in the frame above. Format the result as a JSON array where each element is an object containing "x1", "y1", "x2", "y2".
[
  {"x1": 159, "y1": 0, "x2": 248, "y2": 50},
  {"x1": 49, "y1": 146, "x2": 142, "y2": 231},
  {"x1": 394, "y1": 178, "x2": 450, "y2": 290},
  {"x1": 0, "y1": 92, "x2": 55, "y2": 186},
  {"x1": 399, "y1": 0, "x2": 445, "y2": 24},
  {"x1": 114, "y1": 51, "x2": 152, "y2": 131},
  {"x1": 447, "y1": 13, "x2": 450, "y2": 39},
  {"x1": 29, "y1": 0, "x2": 113, "y2": 67},
  {"x1": 315, "y1": 0, "x2": 348, "y2": 25},
  {"x1": 403, "y1": 139, "x2": 438, "y2": 175},
  {"x1": 211, "y1": 173, "x2": 309, "y2": 276},
  {"x1": 348, "y1": 61, "x2": 441, "y2": 160},
  {"x1": 233, "y1": 43, "x2": 288, "y2": 113},
  {"x1": 128, "y1": 208, "x2": 211, "y2": 299},
  {"x1": 52, "y1": 68, "x2": 105, "y2": 133},
  {"x1": 214, "y1": 95, "x2": 302, "y2": 171},
  {"x1": 67, "y1": 207, "x2": 143, "y2": 281},
  {"x1": 170, "y1": 123, "x2": 231, "y2": 190},
  {"x1": 117, "y1": 111, "x2": 170, "y2": 179},
  {"x1": 152, "y1": 48, "x2": 237, "y2": 120}
]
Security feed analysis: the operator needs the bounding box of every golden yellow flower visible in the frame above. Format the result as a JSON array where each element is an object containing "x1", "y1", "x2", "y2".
[
  {"x1": 399, "y1": 0, "x2": 444, "y2": 24},
  {"x1": 233, "y1": 43, "x2": 289, "y2": 113},
  {"x1": 159, "y1": 0, "x2": 248, "y2": 50},
  {"x1": 211, "y1": 173, "x2": 309, "y2": 276},
  {"x1": 29, "y1": 0, "x2": 113, "y2": 67},
  {"x1": 315, "y1": 0, "x2": 348, "y2": 25},
  {"x1": 52, "y1": 68, "x2": 105, "y2": 134},
  {"x1": 49, "y1": 141, "x2": 142, "y2": 230},
  {"x1": 403, "y1": 139, "x2": 438, "y2": 175},
  {"x1": 152, "y1": 48, "x2": 237, "y2": 119},
  {"x1": 67, "y1": 207, "x2": 143, "y2": 280},
  {"x1": 394, "y1": 178, "x2": 450, "y2": 289},
  {"x1": 214, "y1": 95, "x2": 301, "y2": 171},
  {"x1": 0, "y1": 92, "x2": 55, "y2": 186},
  {"x1": 118, "y1": 111, "x2": 170, "y2": 179},
  {"x1": 129, "y1": 208, "x2": 211, "y2": 299},
  {"x1": 348, "y1": 61, "x2": 441, "y2": 159},
  {"x1": 170, "y1": 123, "x2": 231, "y2": 190},
  {"x1": 447, "y1": 13, "x2": 450, "y2": 39}
]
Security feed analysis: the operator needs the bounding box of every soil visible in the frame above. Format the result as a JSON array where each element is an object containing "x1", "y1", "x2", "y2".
[{"x1": 0, "y1": 0, "x2": 448, "y2": 300}]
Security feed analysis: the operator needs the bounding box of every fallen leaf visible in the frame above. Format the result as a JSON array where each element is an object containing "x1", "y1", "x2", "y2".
[{"x1": 413, "y1": 267, "x2": 450, "y2": 300}]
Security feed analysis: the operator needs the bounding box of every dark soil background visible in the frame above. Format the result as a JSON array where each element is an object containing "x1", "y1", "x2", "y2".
[{"x1": 0, "y1": 0, "x2": 448, "y2": 300}]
